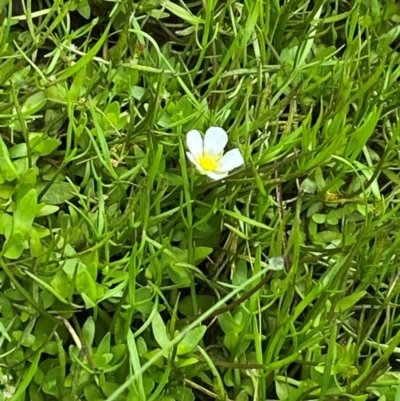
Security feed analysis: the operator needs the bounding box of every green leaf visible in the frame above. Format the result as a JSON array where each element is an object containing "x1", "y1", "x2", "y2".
[
  {"x1": 97, "y1": 332, "x2": 111, "y2": 355},
  {"x1": 232, "y1": 260, "x2": 247, "y2": 286},
  {"x1": 104, "y1": 101, "x2": 120, "y2": 118},
  {"x1": 83, "y1": 383, "x2": 106, "y2": 401},
  {"x1": 316, "y1": 230, "x2": 342, "y2": 243},
  {"x1": 29, "y1": 227, "x2": 42, "y2": 257},
  {"x1": 175, "y1": 95, "x2": 193, "y2": 118},
  {"x1": 177, "y1": 325, "x2": 206, "y2": 355},
  {"x1": 335, "y1": 291, "x2": 366, "y2": 313},
  {"x1": 126, "y1": 330, "x2": 146, "y2": 401},
  {"x1": 193, "y1": 246, "x2": 213, "y2": 264},
  {"x1": 178, "y1": 295, "x2": 215, "y2": 317},
  {"x1": 327, "y1": 217, "x2": 339, "y2": 225},
  {"x1": 36, "y1": 181, "x2": 76, "y2": 205},
  {"x1": 0, "y1": 184, "x2": 15, "y2": 200},
  {"x1": 78, "y1": 4, "x2": 91, "y2": 19},
  {"x1": 167, "y1": 263, "x2": 191, "y2": 286},
  {"x1": 159, "y1": 0, "x2": 202, "y2": 25},
  {"x1": 82, "y1": 317, "x2": 95, "y2": 347},
  {"x1": 222, "y1": 209, "x2": 273, "y2": 230},
  {"x1": 81, "y1": 292, "x2": 96, "y2": 309},
  {"x1": 348, "y1": 396, "x2": 368, "y2": 401},
  {"x1": 0, "y1": 320, "x2": 11, "y2": 342},
  {"x1": 45, "y1": 84, "x2": 67, "y2": 103},
  {"x1": 9, "y1": 352, "x2": 41, "y2": 401},
  {"x1": 379, "y1": 25, "x2": 400, "y2": 46},
  {"x1": 9, "y1": 143, "x2": 27, "y2": 158},
  {"x1": 235, "y1": 391, "x2": 249, "y2": 401},
  {"x1": 0, "y1": 212, "x2": 12, "y2": 237},
  {"x1": 77, "y1": 270, "x2": 97, "y2": 303},
  {"x1": 5, "y1": 187, "x2": 38, "y2": 259},
  {"x1": 223, "y1": 330, "x2": 238, "y2": 352},
  {"x1": 36, "y1": 204, "x2": 60, "y2": 217},
  {"x1": 345, "y1": 107, "x2": 381, "y2": 161},
  {"x1": 32, "y1": 137, "x2": 60, "y2": 156},
  {"x1": 25, "y1": 270, "x2": 78, "y2": 306},
  {"x1": 113, "y1": 69, "x2": 139, "y2": 94},
  {"x1": 218, "y1": 312, "x2": 241, "y2": 334},
  {"x1": 21, "y1": 92, "x2": 46, "y2": 115},
  {"x1": 134, "y1": 287, "x2": 154, "y2": 314},
  {"x1": 275, "y1": 381, "x2": 295, "y2": 400},
  {"x1": 314, "y1": 167, "x2": 326, "y2": 191},
  {"x1": 300, "y1": 177, "x2": 316, "y2": 194},
  {"x1": 18, "y1": 168, "x2": 37, "y2": 199},
  {"x1": 0, "y1": 136, "x2": 19, "y2": 181},
  {"x1": 312, "y1": 214, "x2": 326, "y2": 224},
  {"x1": 143, "y1": 377, "x2": 155, "y2": 396},
  {"x1": 152, "y1": 312, "x2": 170, "y2": 349},
  {"x1": 69, "y1": 66, "x2": 87, "y2": 103},
  {"x1": 14, "y1": 188, "x2": 37, "y2": 235},
  {"x1": 57, "y1": 19, "x2": 111, "y2": 82},
  {"x1": 40, "y1": 291, "x2": 55, "y2": 309},
  {"x1": 50, "y1": 271, "x2": 74, "y2": 299}
]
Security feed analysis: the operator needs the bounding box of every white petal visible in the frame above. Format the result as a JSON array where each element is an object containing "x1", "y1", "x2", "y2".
[
  {"x1": 217, "y1": 148, "x2": 244, "y2": 172},
  {"x1": 186, "y1": 130, "x2": 203, "y2": 158},
  {"x1": 186, "y1": 152, "x2": 206, "y2": 174},
  {"x1": 205, "y1": 170, "x2": 228, "y2": 181},
  {"x1": 203, "y1": 127, "x2": 228, "y2": 156}
]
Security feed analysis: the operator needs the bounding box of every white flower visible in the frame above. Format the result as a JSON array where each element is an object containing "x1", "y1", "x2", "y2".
[
  {"x1": 4, "y1": 385, "x2": 15, "y2": 400},
  {"x1": 186, "y1": 127, "x2": 244, "y2": 180}
]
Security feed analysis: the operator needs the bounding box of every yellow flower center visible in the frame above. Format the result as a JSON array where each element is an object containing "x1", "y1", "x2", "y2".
[{"x1": 198, "y1": 154, "x2": 218, "y2": 171}]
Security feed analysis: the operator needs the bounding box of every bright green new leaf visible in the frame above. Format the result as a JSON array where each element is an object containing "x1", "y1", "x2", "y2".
[
  {"x1": 152, "y1": 312, "x2": 170, "y2": 349},
  {"x1": 0, "y1": 137, "x2": 18, "y2": 181},
  {"x1": 335, "y1": 291, "x2": 366, "y2": 313},
  {"x1": 177, "y1": 325, "x2": 206, "y2": 355},
  {"x1": 312, "y1": 214, "x2": 326, "y2": 224},
  {"x1": 32, "y1": 137, "x2": 60, "y2": 156},
  {"x1": 21, "y1": 92, "x2": 47, "y2": 115},
  {"x1": 193, "y1": 246, "x2": 213, "y2": 264},
  {"x1": 97, "y1": 332, "x2": 111, "y2": 355},
  {"x1": 13, "y1": 188, "x2": 37, "y2": 237},
  {"x1": 77, "y1": 270, "x2": 97, "y2": 302},
  {"x1": 159, "y1": 0, "x2": 202, "y2": 25},
  {"x1": 17, "y1": 169, "x2": 37, "y2": 201},
  {"x1": 5, "y1": 187, "x2": 38, "y2": 258},
  {"x1": 0, "y1": 212, "x2": 12, "y2": 237},
  {"x1": 29, "y1": 227, "x2": 42, "y2": 257},
  {"x1": 345, "y1": 107, "x2": 381, "y2": 161},
  {"x1": 36, "y1": 204, "x2": 60, "y2": 217}
]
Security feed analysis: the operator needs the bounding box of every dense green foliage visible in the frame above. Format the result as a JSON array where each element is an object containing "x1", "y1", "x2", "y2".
[{"x1": 1, "y1": 0, "x2": 400, "y2": 400}]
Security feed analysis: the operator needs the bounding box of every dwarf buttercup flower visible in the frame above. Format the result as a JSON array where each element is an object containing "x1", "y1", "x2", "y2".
[{"x1": 186, "y1": 127, "x2": 244, "y2": 180}]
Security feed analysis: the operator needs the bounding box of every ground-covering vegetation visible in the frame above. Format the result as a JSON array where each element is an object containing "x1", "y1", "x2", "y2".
[{"x1": 1, "y1": 0, "x2": 400, "y2": 400}]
